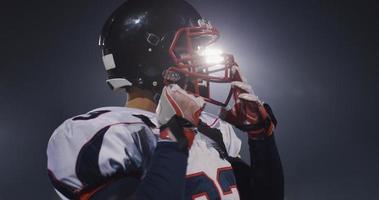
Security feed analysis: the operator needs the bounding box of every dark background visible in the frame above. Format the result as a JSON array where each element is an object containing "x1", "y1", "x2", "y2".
[{"x1": 1, "y1": 0, "x2": 378, "y2": 199}]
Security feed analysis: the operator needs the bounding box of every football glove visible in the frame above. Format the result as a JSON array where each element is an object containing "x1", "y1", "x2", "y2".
[
  {"x1": 220, "y1": 66, "x2": 277, "y2": 139},
  {"x1": 156, "y1": 84, "x2": 205, "y2": 149}
]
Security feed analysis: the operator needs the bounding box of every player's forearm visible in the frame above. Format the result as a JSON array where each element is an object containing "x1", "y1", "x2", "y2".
[
  {"x1": 249, "y1": 134, "x2": 284, "y2": 200},
  {"x1": 134, "y1": 142, "x2": 188, "y2": 200}
]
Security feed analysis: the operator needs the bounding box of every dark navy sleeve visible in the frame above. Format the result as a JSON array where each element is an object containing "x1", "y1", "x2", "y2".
[
  {"x1": 248, "y1": 134, "x2": 284, "y2": 200},
  {"x1": 134, "y1": 142, "x2": 188, "y2": 200},
  {"x1": 229, "y1": 134, "x2": 284, "y2": 200}
]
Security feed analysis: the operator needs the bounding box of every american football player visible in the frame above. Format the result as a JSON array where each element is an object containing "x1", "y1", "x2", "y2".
[{"x1": 47, "y1": 0, "x2": 284, "y2": 199}]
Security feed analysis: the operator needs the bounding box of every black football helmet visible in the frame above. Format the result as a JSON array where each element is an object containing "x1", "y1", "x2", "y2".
[
  {"x1": 100, "y1": 0, "x2": 237, "y2": 106},
  {"x1": 99, "y1": 0, "x2": 201, "y2": 92}
]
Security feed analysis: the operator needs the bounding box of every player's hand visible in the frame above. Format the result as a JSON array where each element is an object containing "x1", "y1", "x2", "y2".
[
  {"x1": 156, "y1": 84, "x2": 205, "y2": 149},
  {"x1": 220, "y1": 66, "x2": 277, "y2": 139}
]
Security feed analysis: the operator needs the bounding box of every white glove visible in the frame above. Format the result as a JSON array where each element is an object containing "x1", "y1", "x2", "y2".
[
  {"x1": 156, "y1": 84, "x2": 205, "y2": 149},
  {"x1": 156, "y1": 84, "x2": 205, "y2": 126}
]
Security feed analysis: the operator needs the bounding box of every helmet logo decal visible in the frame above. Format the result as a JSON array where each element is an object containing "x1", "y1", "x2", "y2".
[{"x1": 146, "y1": 32, "x2": 161, "y2": 46}]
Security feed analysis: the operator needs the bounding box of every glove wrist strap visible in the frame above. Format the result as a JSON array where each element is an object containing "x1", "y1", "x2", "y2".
[{"x1": 159, "y1": 115, "x2": 194, "y2": 150}]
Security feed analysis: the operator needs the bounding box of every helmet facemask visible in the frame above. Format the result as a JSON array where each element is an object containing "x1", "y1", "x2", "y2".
[{"x1": 164, "y1": 19, "x2": 236, "y2": 107}]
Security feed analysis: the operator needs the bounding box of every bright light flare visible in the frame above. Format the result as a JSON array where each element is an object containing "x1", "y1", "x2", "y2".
[{"x1": 199, "y1": 48, "x2": 224, "y2": 64}]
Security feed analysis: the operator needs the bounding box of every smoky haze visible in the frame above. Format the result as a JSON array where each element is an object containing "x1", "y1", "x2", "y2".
[{"x1": 0, "y1": 0, "x2": 378, "y2": 199}]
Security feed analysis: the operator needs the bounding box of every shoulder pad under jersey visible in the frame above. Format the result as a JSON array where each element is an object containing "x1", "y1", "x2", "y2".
[{"x1": 47, "y1": 107, "x2": 159, "y2": 192}]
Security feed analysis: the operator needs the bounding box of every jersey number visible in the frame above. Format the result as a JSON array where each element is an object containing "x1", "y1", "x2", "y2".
[
  {"x1": 73, "y1": 110, "x2": 110, "y2": 121},
  {"x1": 186, "y1": 167, "x2": 237, "y2": 200}
]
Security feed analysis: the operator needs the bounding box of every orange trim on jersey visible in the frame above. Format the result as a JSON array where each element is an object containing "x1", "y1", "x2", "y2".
[
  {"x1": 78, "y1": 179, "x2": 114, "y2": 200},
  {"x1": 207, "y1": 117, "x2": 220, "y2": 127},
  {"x1": 192, "y1": 192, "x2": 211, "y2": 200},
  {"x1": 165, "y1": 89, "x2": 184, "y2": 116},
  {"x1": 159, "y1": 128, "x2": 172, "y2": 140}
]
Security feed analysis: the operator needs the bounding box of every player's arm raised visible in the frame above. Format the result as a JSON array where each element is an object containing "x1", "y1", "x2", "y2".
[
  {"x1": 135, "y1": 84, "x2": 204, "y2": 200},
  {"x1": 220, "y1": 66, "x2": 284, "y2": 200}
]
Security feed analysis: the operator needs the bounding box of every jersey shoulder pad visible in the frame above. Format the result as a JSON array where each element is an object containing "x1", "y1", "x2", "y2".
[
  {"x1": 51, "y1": 107, "x2": 158, "y2": 139},
  {"x1": 47, "y1": 107, "x2": 158, "y2": 189}
]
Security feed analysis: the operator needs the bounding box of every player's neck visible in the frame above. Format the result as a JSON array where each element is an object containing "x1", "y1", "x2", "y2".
[
  {"x1": 125, "y1": 87, "x2": 157, "y2": 113},
  {"x1": 126, "y1": 97, "x2": 156, "y2": 113}
]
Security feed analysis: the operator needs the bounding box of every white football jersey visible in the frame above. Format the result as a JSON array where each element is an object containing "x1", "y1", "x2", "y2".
[{"x1": 47, "y1": 107, "x2": 241, "y2": 200}]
